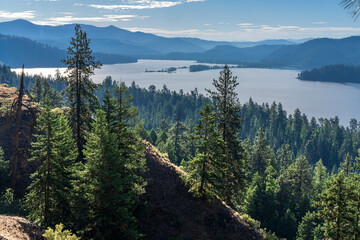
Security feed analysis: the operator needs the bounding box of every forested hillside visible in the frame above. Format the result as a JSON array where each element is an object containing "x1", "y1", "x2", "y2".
[
  {"x1": 0, "y1": 34, "x2": 137, "y2": 68},
  {"x1": 263, "y1": 36, "x2": 360, "y2": 69}
]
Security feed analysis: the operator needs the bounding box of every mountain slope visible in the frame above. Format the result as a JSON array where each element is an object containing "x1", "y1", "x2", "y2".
[
  {"x1": 0, "y1": 20, "x2": 204, "y2": 55},
  {"x1": 0, "y1": 34, "x2": 137, "y2": 68},
  {"x1": 137, "y1": 140, "x2": 263, "y2": 240},
  {"x1": 263, "y1": 36, "x2": 360, "y2": 68},
  {"x1": 166, "y1": 44, "x2": 284, "y2": 64}
]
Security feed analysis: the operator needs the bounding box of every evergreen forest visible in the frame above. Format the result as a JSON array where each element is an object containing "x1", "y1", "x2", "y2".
[{"x1": 2, "y1": 23, "x2": 360, "y2": 240}]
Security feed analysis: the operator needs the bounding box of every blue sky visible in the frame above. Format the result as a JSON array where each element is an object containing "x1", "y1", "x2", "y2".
[{"x1": 1, "y1": 0, "x2": 360, "y2": 41}]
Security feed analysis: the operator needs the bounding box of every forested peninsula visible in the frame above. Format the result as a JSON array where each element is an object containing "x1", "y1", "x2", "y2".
[{"x1": 298, "y1": 64, "x2": 360, "y2": 83}]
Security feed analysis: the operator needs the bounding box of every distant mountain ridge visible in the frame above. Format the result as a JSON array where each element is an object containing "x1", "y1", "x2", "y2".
[
  {"x1": 0, "y1": 19, "x2": 299, "y2": 57},
  {"x1": 263, "y1": 36, "x2": 360, "y2": 69},
  {"x1": 2, "y1": 19, "x2": 360, "y2": 69},
  {"x1": 165, "y1": 44, "x2": 285, "y2": 64}
]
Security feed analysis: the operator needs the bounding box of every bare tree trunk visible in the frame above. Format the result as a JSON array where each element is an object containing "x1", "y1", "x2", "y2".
[{"x1": 10, "y1": 65, "x2": 25, "y2": 190}]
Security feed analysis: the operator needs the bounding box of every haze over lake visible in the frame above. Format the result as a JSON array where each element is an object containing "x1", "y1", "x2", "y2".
[{"x1": 14, "y1": 59, "x2": 360, "y2": 126}]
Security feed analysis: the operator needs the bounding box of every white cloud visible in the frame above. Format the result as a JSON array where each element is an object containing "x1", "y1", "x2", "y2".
[
  {"x1": 32, "y1": 15, "x2": 144, "y2": 26},
  {"x1": 89, "y1": 1, "x2": 182, "y2": 10},
  {"x1": 237, "y1": 23, "x2": 253, "y2": 27},
  {"x1": 312, "y1": 22, "x2": 327, "y2": 25},
  {"x1": 88, "y1": 0, "x2": 205, "y2": 11},
  {"x1": 0, "y1": 10, "x2": 36, "y2": 19}
]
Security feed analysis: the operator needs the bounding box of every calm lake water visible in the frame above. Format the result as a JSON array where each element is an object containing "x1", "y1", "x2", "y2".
[{"x1": 14, "y1": 59, "x2": 360, "y2": 126}]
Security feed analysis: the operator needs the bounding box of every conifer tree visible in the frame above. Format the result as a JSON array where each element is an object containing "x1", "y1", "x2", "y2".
[
  {"x1": 244, "y1": 165, "x2": 279, "y2": 232},
  {"x1": 206, "y1": 65, "x2": 245, "y2": 205},
  {"x1": 83, "y1": 83, "x2": 146, "y2": 238},
  {"x1": 149, "y1": 128, "x2": 158, "y2": 145},
  {"x1": 313, "y1": 159, "x2": 328, "y2": 199},
  {"x1": 186, "y1": 105, "x2": 225, "y2": 195},
  {"x1": 279, "y1": 155, "x2": 313, "y2": 199},
  {"x1": 315, "y1": 171, "x2": 357, "y2": 240},
  {"x1": 101, "y1": 89, "x2": 116, "y2": 128},
  {"x1": 251, "y1": 128, "x2": 273, "y2": 178},
  {"x1": 26, "y1": 103, "x2": 76, "y2": 228},
  {"x1": 276, "y1": 144, "x2": 293, "y2": 172},
  {"x1": 31, "y1": 76, "x2": 43, "y2": 103},
  {"x1": 297, "y1": 213, "x2": 314, "y2": 240},
  {"x1": 62, "y1": 24, "x2": 101, "y2": 161},
  {"x1": 31, "y1": 77, "x2": 63, "y2": 107},
  {"x1": 83, "y1": 110, "x2": 141, "y2": 239},
  {"x1": 340, "y1": 153, "x2": 354, "y2": 176},
  {"x1": 113, "y1": 82, "x2": 146, "y2": 197},
  {"x1": 168, "y1": 120, "x2": 188, "y2": 165}
]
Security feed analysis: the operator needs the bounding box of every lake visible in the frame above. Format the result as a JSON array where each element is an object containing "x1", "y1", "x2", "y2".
[{"x1": 14, "y1": 59, "x2": 360, "y2": 126}]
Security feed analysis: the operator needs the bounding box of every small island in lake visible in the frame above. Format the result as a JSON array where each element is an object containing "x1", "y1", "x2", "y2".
[{"x1": 298, "y1": 64, "x2": 360, "y2": 83}]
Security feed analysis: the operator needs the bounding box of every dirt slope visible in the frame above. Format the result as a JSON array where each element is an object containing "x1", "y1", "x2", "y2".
[
  {"x1": 137, "y1": 140, "x2": 263, "y2": 240},
  {"x1": 0, "y1": 215, "x2": 44, "y2": 240}
]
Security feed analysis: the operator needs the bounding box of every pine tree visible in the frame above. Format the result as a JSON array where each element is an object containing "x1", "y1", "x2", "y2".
[
  {"x1": 149, "y1": 129, "x2": 158, "y2": 145},
  {"x1": 279, "y1": 155, "x2": 313, "y2": 199},
  {"x1": 313, "y1": 159, "x2": 328, "y2": 199},
  {"x1": 297, "y1": 212, "x2": 317, "y2": 240},
  {"x1": 251, "y1": 128, "x2": 273, "y2": 178},
  {"x1": 83, "y1": 88, "x2": 146, "y2": 239},
  {"x1": 83, "y1": 110, "x2": 139, "y2": 239},
  {"x1": 340, "y1": 153, "x2": 354, "y2": 177},
  {"x1": 101, "y1": 88, "x2": 116, "y2": 128},
  {"x1": 26, "y1": 103, "x2": 76, "y2": 228},
  {"x1": 62, "y1": 24, "x2": 101, "y2": 161},
  {"x1": 31, "y1": 77, "x2": 63, "y2": 108},
  {"x1": 186, "y1": 105, "x2": 225, "y2": 195},
  {"x1": 276, "y1": 144, "x2": 293, "y2": 172},
  {"x1": 315, "y1": 171, "x2": 357, "y2": 240},
  {"x1": 31, "y1": 76, "x2": 43, "y2": 103},
  {"x1": 206, "y1": 65, "x2": 245, "y2": 205},
  {"x1": 244, "y1": 165, "x2": 279, "y2": 232},
  {"x1": 168, "y1": 120, "x2": 188, "y2": 165}
]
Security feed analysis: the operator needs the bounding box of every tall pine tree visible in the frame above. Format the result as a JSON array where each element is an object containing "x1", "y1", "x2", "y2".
[
  {"x1": 206, "y1": 65, "x2": 245, "y2": 206},
  {"x1": 62, "y1": 24, "x2": 101, "y2": 161}
]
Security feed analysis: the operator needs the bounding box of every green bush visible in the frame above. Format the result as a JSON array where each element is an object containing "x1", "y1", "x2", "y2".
[
  {"x1": 242, "y1": 214, "x2": 261, "y2": 229},
  {"x1": 43, "y1": 224, "x2": 80, "y2": 240},
  {"x1": 0, "y1": 188, "x2": 24, "y2": 215}
]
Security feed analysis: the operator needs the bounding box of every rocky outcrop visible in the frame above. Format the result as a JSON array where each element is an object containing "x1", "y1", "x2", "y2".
[
  {"x1": 137, "y1": 140, "x2": 263, "y2": 240},
  {"x1": 0, "y1": 215, "x2": 44, "y2": 240}
]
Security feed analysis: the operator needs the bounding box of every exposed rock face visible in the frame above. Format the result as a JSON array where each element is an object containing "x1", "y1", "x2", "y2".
[
  {"x1": 0, "y1": 215, "x2": 44, "y2": 240},
  {"x1": 137, "y1": 140, "x2": 263, "y2": 240}
]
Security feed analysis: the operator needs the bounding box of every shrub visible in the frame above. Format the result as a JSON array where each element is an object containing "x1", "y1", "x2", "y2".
[{"x1": 43, "y1": 224, "x2": 80, "y2": 240}]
